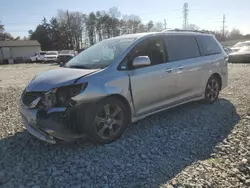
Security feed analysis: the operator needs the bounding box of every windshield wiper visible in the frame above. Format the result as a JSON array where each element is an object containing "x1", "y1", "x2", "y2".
[{"x1": 67, "y1": 65, "x2": 91, "y2": 69}]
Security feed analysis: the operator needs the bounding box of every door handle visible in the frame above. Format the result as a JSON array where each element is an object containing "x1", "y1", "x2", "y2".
[{"x1": 165, "y1": 68, "x2": 173, "y2": 73}]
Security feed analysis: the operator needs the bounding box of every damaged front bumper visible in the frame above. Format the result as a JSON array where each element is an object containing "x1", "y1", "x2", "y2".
[{"x1": 19, "y1": 99, "x2": 85, "y2": 144}]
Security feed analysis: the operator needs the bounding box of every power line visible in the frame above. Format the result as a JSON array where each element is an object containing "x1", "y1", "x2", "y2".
[
  {"x1": 222, "y1": 14, "x2": 226, "y2": 41},
  {"x1": 182, "y1": 2, "x2": 189, "y2": 29},
  {"x1": 164, "y1": 19, "x2": 167, "y2": 29}
]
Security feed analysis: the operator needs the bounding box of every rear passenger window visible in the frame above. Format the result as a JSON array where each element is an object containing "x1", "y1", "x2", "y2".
[
  {"x1": 198, "y1": 36, "x2": 221, "y2": 55},
  {"x1": 165, "y1": 35, "x2": 200, "y2": 62}
]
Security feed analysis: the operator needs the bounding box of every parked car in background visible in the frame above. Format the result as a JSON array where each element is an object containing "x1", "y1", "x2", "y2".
[
  {"x1": 231, "y1": 41, "x2": 250, "y2": 52},
  {"x1": 228, "y1": 46, "x2": 250, "y2": 63},
  {"x1": 223, "y1": 46, "x2": 233, "y2": 54},
  {"x1": 19, "y1": 31, "x2": 228, "y2": 144},
  {"x1": 29, "y1": 51, "x2": 47, "y2": 62},
  {"x1": 44, "y1": 51, "x2": 58, "y2": 63},
  {"x1": 57, "y1": 50, "x2": 76, "y2": 65},
  {"x1": 78, "y1": 48, "x2": 86, "y2": 53}
]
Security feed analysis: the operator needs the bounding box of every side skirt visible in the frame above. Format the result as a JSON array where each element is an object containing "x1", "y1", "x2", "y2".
[{"x1": 131, "y1": 94, "x2": 204, "y2": 123}]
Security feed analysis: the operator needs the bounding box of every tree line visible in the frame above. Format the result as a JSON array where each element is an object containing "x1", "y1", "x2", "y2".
[
  {"x1": 28, "y1": 7, "x2": 164, "y2": 51},
  {"x1": 1, "y1": 7, "x2": 250, "y2": 50},
  {"x1": 0, "y1": 21, "x2": 14, "y2": 40}
]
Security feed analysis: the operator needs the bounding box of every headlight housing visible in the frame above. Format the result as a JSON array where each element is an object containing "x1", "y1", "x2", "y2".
[
  {"x1": 42, "y1": 83, "x2": 88, "y2": 109},
  {"x1": 56, "y1": 83, "x2": 88, "y2": 106}
]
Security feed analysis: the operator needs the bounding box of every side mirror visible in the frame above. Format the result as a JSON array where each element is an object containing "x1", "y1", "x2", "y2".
[{"x1": 132, "y1": 56, "x2": 151, "y2": 67}]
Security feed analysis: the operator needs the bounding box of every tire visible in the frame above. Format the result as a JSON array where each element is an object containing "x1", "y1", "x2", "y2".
[
  {"x1": 204, "y1": 75, "x2": 221, "y2": 104},
  {"x1": 83, "y1": 97, "x2": 129, "y2": 144}
]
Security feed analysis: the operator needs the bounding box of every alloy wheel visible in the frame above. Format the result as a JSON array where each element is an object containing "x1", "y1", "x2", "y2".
[
  {"x1": 95, "y1": 104, "x2": 124, "y2": 140},
  {"x1": 206, "y1": 78, "x2": 219, "y2": 102}
]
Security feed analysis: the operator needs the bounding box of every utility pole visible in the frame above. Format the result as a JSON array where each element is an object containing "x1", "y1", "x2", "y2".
[
  {"x1": 164, "y1": 19, "x2": 167, "y2": 29},
  {"x1": 222, "y1": 14, "x2": 226, "y2": 41},
  {"x1": 182, "y1": 2, "x2": 189, "y2": 29}
]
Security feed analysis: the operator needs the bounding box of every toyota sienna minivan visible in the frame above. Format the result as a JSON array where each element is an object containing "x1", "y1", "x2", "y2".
[{"x1": 19, "y1": 30, "x2": 228, "y2": 144}]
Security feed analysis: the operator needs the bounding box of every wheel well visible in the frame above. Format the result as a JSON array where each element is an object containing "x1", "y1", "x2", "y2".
[
  {"x1": 211, "y1": 73, "x2": 222, "y2": 90},
  {"x1": 107, "y1": 94, "x2": 132, "y2": 123}
]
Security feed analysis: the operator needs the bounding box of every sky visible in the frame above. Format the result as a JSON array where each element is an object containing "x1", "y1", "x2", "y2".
[{"x1": 1, "y1": 0, "x2": 250, "y2": 37}]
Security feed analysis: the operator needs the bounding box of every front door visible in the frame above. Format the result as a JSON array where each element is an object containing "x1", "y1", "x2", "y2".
[{"x1": 128, "y1": 36, "x2": 178, "y2": 115}]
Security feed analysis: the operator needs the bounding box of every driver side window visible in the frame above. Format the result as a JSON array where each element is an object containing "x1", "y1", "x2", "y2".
[{"x1": 124, "y1": 37, "x2": 167, "y2": 70}]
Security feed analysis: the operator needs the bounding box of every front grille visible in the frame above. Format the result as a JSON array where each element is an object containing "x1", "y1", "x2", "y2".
[{"x1": 22, "y1": 91, "x2": 44, "y2": 107}]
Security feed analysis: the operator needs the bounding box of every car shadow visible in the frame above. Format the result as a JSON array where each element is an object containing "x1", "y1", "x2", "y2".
[{"x1": 0, "y1": 98, "x2": 240, "y2": 187}]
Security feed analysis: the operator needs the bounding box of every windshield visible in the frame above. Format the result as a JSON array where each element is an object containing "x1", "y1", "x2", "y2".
[
  {"x1": 60, "y1": 50, "x2": 74, "y2": 55},
  {"x1": 66, "y1": 37, "x2": 136, "y2": 69},
  {"x1": 233, "y1": 42, "x2": 250, "y2": 48},
  {"x1": 239, "y1": 46, "x2": 250, "y2": 52},
  {"x1": 46, "y1": 52, "x2": 58, "y2": 55}
]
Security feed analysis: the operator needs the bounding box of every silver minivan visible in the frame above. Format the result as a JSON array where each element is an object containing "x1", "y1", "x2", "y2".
[{"x1": 19, "y1": 31, "x2": 228, "y2": 144}]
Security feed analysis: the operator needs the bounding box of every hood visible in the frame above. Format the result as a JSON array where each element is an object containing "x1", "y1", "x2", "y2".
[
  {"x1": 229, "y1": 51, "x2": 250, "y2": 56},
  {"x1": 26, "y1": 68, "x2": 100, "y2": 92},
  {"x1": 58, "y1": 54, "x2": 74, "y2": 57},
  {"x1": 45, "y1": 55, "x2": 58, "y2": 58},
  {"x1": 231, "y1": 47, "x2": 241, "y2": 52}
]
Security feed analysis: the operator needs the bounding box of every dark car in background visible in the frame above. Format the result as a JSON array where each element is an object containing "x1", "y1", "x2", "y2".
[
  {"x1": 78, "y1": 48, "x2": 86, "y2": 54},
  {"x1": 228, "y1": 46, "x2": 250, "y2": 63},
  {"x1": 57, "y1": 50, "x2": 76, "y2": 65}
]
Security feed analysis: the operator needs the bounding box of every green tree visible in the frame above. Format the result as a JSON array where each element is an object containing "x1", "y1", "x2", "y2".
[
  {"x1": 146, "y1": 21, "x2": 154, "y2": 32},
  {"x1": 86, "y1": 12, "x2": 97, "y2": 45},
  {"x1": 30, "y1": 18, "x2": 52, "y2": 50},
  {"x1": 0, "y1": 21, "x2": 14, "y2": 40}
]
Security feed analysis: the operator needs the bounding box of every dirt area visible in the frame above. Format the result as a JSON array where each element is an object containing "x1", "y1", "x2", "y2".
[{"x1": 0, "y1": 63, "x2": 249, "y2": 187}]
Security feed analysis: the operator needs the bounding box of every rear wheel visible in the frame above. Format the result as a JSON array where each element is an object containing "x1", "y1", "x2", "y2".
[
  {"x1": 204, "y1": 76, "x2": 221, "y2": 104},
  {"x1": 84, "y1": 97, "x2": 129, "y2": 144}
]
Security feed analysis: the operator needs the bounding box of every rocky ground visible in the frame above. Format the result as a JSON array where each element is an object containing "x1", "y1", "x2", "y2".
[{"x1": 0, "y1": 63, "x2": 249, "y2": 188}]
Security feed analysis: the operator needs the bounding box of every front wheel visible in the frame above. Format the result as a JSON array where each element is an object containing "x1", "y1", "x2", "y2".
[
  {"x1": 204, "y1": 76, "x2": 221, "y2": 104},
  {"x1": 84, "y1": 97, "x2": 129, "y2": 144}
]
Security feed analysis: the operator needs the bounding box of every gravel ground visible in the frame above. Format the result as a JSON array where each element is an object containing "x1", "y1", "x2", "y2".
[{"x1": 0, "y1": 63, "x2": 249, "y2": 188}]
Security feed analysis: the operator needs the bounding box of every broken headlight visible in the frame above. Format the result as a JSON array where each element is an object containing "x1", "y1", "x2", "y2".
[
  {"x1": 42, "y1": 83, "x2": 88, "y2": 109},
  {"x1": 56, "y1": 83, "x2": 88, "y2": 107}
]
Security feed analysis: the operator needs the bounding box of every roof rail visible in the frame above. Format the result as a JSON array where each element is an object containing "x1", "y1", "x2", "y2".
[{"x1": 162, "y1": 28, "x2": 205, "y2": 33}]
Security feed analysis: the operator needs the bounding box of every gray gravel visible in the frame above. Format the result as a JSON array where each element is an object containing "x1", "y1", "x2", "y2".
[{"x1": 0, "y1": 63, "x2": 250, "y2": 188}]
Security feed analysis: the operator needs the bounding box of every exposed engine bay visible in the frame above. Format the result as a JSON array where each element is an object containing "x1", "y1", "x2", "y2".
[{"x1": 21, "y1": 83, "x2": 89, "y2": 142}]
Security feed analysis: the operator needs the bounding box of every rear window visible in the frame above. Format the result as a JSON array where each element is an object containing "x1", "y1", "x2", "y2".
[
  {"x1": 46, "y1": 52, "x2": 58, "y2": 55},
  {"x1": 165, "y1": 35, "x2": 200, "y2": 62},
  {"x1": 198, "y1": 35, "x2": 221, "y2": 55}
]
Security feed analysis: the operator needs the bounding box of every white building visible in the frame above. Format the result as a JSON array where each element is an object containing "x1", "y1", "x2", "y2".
[{"x1": 0, "y1": 40, "x2": 41, "y2": 63}]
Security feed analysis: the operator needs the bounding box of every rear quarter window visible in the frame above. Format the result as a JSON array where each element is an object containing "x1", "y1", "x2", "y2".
[
  {"x1": 197, "y1": 35, "x2": 222, "y2": 56},
  {"x1": 164, "y1": 35, "x2": 200, "y2": 62}
]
